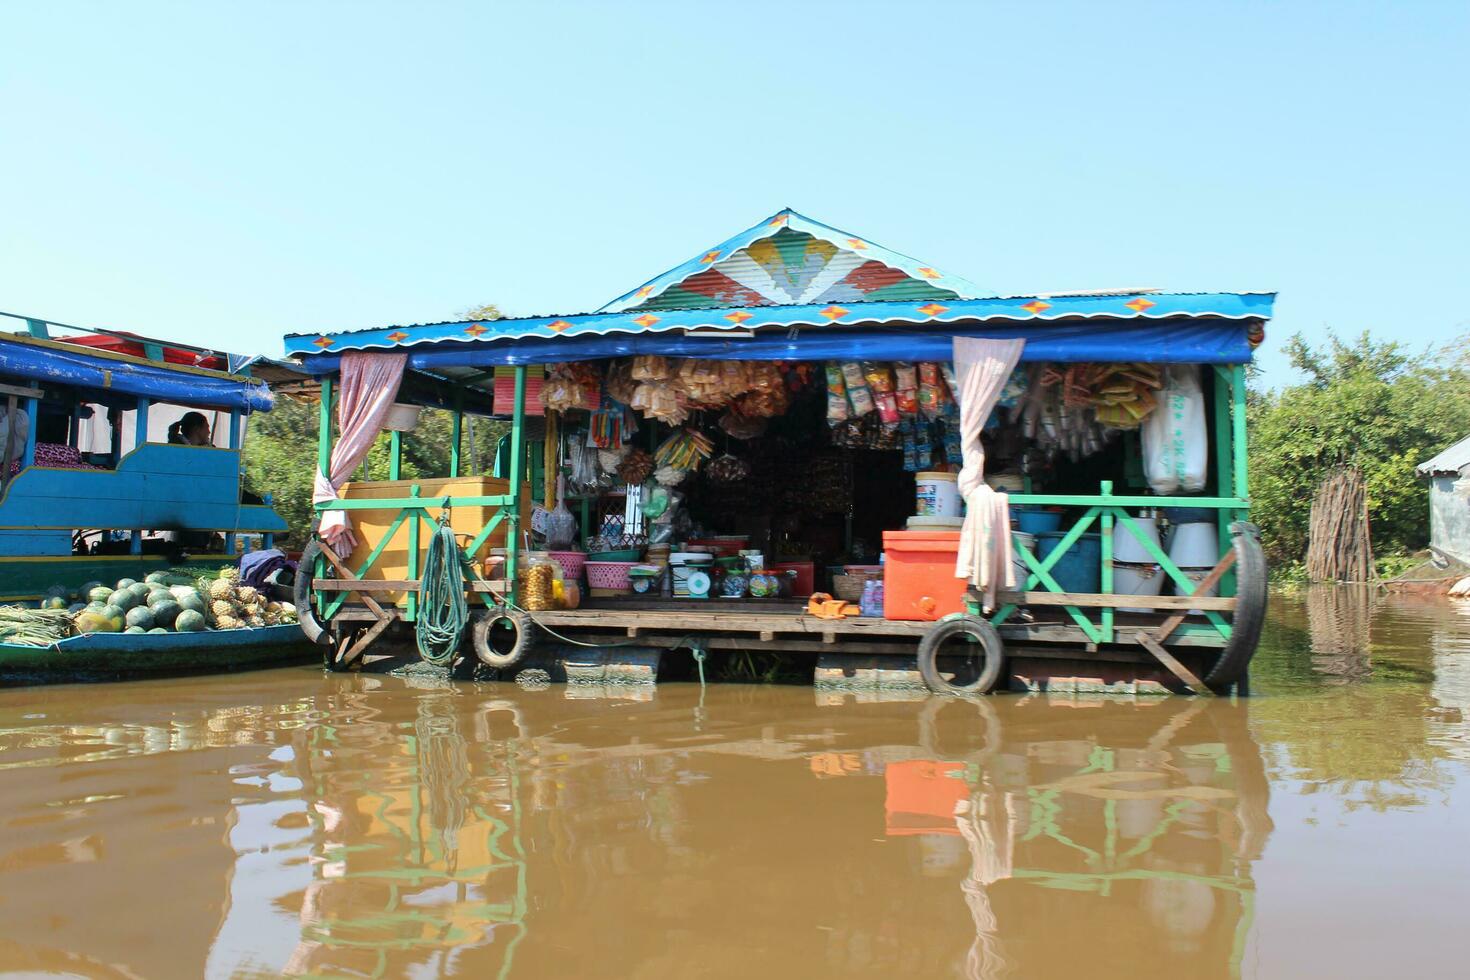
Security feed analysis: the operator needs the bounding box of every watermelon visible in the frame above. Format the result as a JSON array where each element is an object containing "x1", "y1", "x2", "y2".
[
  {"x1": 42, "y1": 596, "x2": 67, "y2": 610},
  {"x1": 151, "y1": 600, "x2": 182, "y2": 628},
  {"x1": 43, "y1": 584, "x2": 68, "y2": 600},
  {"x1": 147, "y1": 590, "x2": 174, "y2": 609},
  {"x1": 174, "y1": 609, "x2": 206, "y2": 632},
  {"x1": 108, "y1": 589, "x2": 139, "y2": 612},
  {"x1": 147, "y1": 627, "x2": 168, "y2": 634},
  {"x1": 125, "y1": 606, "x2": 155, "y2": 630},
  {"x1": 144, "y1": 572, "x2": 170, "y2": 585},
  {"x1": 127, "y1": 582, "x2": 150, "y2": 601},
  {"x1": 125, "y1": 626, "x2": 146, "y2": 634},
  {"x1": 115, "y1": 578, "x2": 137, "y2": 590},
  {"x1": 88, "y1": 586, "x2": 114, "y2": 605},
  {"x1": 76, "y1": 611, "x2": 118, "y2": 633},
  {"x1": 177, "y1": 592, "x2": 206, "y2": 615},
  {"x1": 80, "y1": 580, "x2": 103, "y2": 596},
  {"x1": 67, "y1": 602, "x2": 86, "y2": 614}
]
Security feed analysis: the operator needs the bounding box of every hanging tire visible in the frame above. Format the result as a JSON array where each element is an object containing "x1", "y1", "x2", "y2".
[
  {"x1": 323, "y1": 624, "x2": 355, "y2": 672},
  {"x1": 1204, "y1": 522, "x2": 1269, "y2": 692},
  {"x1": 917, "y1": 615, "x2": 1005, "y2": 695},
  {"x1": 295, "y1": 539, "x2": 331, "y2": 646},
  {"x1": 471, "y1": 609, "x2": 537, "y2": 669}
]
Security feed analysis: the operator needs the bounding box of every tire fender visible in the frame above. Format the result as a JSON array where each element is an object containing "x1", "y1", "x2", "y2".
[
  {"x1": 295, "y1": 539, "x2": 330, "y2": 646},
  {"x1": 917, "y1": 615, "x2": 1006, "y2": 695},
  {"x1": 1204, "y1": 522, "x2": 1269, "y2": 691},
  {"x1": 471, "y1": 609, "x2": 537, "y2": 669}
]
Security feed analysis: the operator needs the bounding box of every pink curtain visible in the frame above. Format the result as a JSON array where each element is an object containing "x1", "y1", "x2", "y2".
[
  {"x1": 312, "y1": 351, "x2": 408, "y2": 555},
  {"x1": 953, "y1": 338, "x2": 1026, "y2": 611}
]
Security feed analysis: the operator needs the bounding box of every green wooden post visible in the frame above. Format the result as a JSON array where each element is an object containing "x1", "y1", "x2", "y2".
[
  {"x1": 1100, "y1": 481, "x2": 1114, "y2": 643},
  {"x1": 389, "y1": 430, "x2": 402, "y2": 481},
  {"x1": 1231, "y1": 364, "x2": 1249, "y2": 501},
  {"x1": 406, "y1": 484, "x2": 421, "y2": 622},
  {"x1": 317, "y1": 377, "x2": 333, "y2": 482},
  {"x1": 504, "y1": 366, "x2": 527, "y2": 588},
  {"x1": 224, "y1": 409, "x2": 241, "y2": 555},
  {"x1": 1213, "y1": 366, "x2": 1237, "y2": 596},
  {"x1": 129, "y1": 397, "x2": 147, "y2": 555},
  {"x1": 450, "y1": 398, "x2": 463, "y2": 478}
]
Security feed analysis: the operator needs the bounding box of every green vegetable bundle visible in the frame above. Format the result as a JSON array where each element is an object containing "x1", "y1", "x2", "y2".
[{"x1": 0, "y1": 606, "x2": 76, "y2": 646}]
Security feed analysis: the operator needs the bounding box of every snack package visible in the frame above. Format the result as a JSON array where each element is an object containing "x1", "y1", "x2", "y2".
[
  {"x1": 901, "y1": 419, "x2": 919, "y2": 471},
  {"x1": 943, "y1": 421, "x2": 963, "y2": 465},
  {"x1": 863, "y1": 361, "x2": 895, "y2": 394},
  {"x1": 841, "y1": 361, "x2": 875, "y2": 416},
  {"x1": 917, "y1": 362, "x2": 945, "y2": 419},
  {"x1": 876, "y1": 391, "x2": 900, "y2": 424},
  {"x1": 824, "y1": 362, "x2": 849, "y2": 421},
  {"x1": 894, "y1": 362, "x2": 918, "y2": 392}
]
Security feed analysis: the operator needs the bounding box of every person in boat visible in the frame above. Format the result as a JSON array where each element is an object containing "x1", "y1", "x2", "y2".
[{"x1": 167, "y1": 411, "x2": 211, "y2": 446}]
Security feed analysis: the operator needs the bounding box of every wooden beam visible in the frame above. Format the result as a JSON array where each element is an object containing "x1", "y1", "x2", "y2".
[
  {"x1": 996, "y1": 591, "x2": 1236, "y2": 612},
  {"x1": 1149, "y1": 550, "x2": 1238, "y2": 644},
  {"x1": 1136, "y1": 632, "x2": 1211, "y2": 696}
]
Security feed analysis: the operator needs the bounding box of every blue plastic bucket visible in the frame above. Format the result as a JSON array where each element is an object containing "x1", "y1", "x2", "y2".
[
  {"x1": 1015, "y1": 508, "x2": 1063, "y2": 535},
  {"x1": 1035, "y1": 532, "x2": 1102, "y2": 593}
]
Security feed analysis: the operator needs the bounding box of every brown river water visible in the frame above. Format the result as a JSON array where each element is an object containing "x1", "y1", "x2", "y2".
[{"x1": 0, "y1": 587, "x2": 1467, "y2": 979}]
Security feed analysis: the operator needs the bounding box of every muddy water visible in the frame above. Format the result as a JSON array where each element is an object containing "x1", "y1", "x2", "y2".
[{"x1": 0, "y1": 590, "x2": 1467, "y2": 978}]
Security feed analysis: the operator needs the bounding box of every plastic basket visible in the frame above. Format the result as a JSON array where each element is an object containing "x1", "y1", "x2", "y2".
[
  {"x1": 548, "y1": 551, "x2": 586, "y2": 581},
  {"x1": 585, "y1": 561, "x2": 638, "y2": 591}
]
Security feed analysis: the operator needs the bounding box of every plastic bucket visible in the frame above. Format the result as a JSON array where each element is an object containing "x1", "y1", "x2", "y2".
[
  {"x1": 1174, "y1": 565, "x2": 1218, "y2": 615},
  {"x1": 1010, "y1": 531, "x2": 1036, "y2": 588},
  {"x1": 1112, "y1": 515, "x2": 1162, "y2": 564},
  {"x1": 1036, "y1": 532, "x2": 1102, "y2": 593},
  {"x1": 1112, "y1": 560, "x2": 1163, "y2": 613},
  {"x1": 915, "y1": 471, "x2": 961, "y2": 518},
  {"x1": 1166, "y1": 522, "x2": 1218, "y2": 569},
  {"x1": 1016, "y1": 508, "x2": 1063, "y2": 535}
]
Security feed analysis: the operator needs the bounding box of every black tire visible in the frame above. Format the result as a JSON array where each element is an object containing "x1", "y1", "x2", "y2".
[
  {"x1": 1204, "y1": 522, "x2": 1268, "y2": 692},
  {"x1": 295, "y1": 539, "x2": 330, "y2": 646},
  {"x1": 471, "y1": 609, "x2": 536, "y2": 669},
  {"x1": 917, "y1": 616, "x2": 1005, "y2": 695},
  {"x1": 323, "y1": 625, "x2": 354, "y2": 672}
]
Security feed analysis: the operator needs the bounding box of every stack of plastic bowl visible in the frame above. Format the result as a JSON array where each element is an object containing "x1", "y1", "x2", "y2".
[
  {"x1": 1167, "y1": 521, "x2": 1219, "y2": 613},
  {"x1": 1111, "y1": 513, "x2": 1164, "y2": 613}
]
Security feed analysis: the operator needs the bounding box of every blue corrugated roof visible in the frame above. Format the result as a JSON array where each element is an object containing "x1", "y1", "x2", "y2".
[{"x1": 284, "y1": 291, "x2": 1275, "y2": 358}]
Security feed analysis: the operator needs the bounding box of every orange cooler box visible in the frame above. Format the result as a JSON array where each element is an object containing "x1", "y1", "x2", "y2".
[{"x1": 882, "y1": 530, "x2": 968, "y2": 621}]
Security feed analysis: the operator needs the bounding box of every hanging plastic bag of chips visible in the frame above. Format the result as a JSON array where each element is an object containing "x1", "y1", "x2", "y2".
[
  {"x1": 825, "y1": 362, "x2": 849, "y2": 422},
  {"x1": 918, "y1": 363, "x2": 946, "y2": 419},
  {"x1": 841, "y1": 362, "x2": 875, "y2": 416}
]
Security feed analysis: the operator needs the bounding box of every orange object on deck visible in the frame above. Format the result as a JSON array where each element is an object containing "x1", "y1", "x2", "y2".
[{"x1": 882, "y1": 530, "x2": 968, "y2": 621}]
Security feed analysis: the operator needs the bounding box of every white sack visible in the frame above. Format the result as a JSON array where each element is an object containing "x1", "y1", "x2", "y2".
[{"x1": 1141, "y1": 365, "x2": 1207, "y2": 494}]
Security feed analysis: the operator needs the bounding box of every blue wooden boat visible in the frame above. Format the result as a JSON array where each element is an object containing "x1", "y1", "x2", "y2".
[
  {"x1": 0, "y1": 623, "x2": 312, "y2": 682},
  {"x1": 0, "y1": 311, "x2": 312, "y2": 680}
]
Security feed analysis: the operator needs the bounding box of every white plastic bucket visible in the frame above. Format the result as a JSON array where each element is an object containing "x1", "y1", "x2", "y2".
[
  {"x1": 1112, "y1": 560, "x2": 1163, "y2": 613},
  {"x1": 1113, "y1": 515, "x2": 1162, "y2": 564},
  {"x1": 1010, "y1": 531, "x2": 1036, "y2": 589},
  {"x1": 1174, "y1": 566, "x2": 1218, "y2": 615},
  {"x1": 383, "y1": 403, "x2": 421, "y2": 432},
  {"x1": 1166, "y1": 522, "x2": 1218, "y2": 569},
  {"x1": 915, "y1": 471, "x2": 961, "y2": 519}
]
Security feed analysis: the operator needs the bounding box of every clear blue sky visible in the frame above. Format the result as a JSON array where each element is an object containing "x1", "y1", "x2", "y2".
[{"x1": 3, "y1": 1, "x2": 1466, "y2": 380}]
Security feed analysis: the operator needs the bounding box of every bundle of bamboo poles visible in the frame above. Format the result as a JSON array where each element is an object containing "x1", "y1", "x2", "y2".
[{"x1": 1307, "y1": 466, "x2": 1376, "y2": 583}]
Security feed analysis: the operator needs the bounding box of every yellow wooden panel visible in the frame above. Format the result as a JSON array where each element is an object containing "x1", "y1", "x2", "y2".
[{"x1": 337, "y1": 476, "x2": 529, "y2": 605}]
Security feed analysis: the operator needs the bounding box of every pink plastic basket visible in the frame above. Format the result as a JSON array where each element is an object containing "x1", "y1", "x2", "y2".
[
  {"x1": 548, "y1": 550, "x2": 586, "y2": 581},
  {"x1": 585, "y1": 561, "x2": 637, "y2": 591}
]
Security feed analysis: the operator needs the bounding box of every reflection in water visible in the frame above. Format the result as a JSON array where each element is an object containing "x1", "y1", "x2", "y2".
[
  {"x1": 0, "y1": 591, "x2": 1466, "y2": 978},
  {"x1": 1305, "y1": 585, "x2": 1377, "y2": 682}
]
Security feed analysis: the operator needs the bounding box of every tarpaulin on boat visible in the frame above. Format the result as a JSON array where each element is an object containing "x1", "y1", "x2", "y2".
[{"x1": 0, "y1": 337, "x2": 275, "y2": 412}]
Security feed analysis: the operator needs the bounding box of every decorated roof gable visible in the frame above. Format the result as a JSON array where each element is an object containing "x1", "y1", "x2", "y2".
[{"x1": 600, "y1": 209, "x2": 990, "y2": 313}]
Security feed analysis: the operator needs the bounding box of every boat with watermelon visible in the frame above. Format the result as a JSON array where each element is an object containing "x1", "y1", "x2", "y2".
[{"x1": 0, "y1": 310, "x2": 312, "y2": 681}]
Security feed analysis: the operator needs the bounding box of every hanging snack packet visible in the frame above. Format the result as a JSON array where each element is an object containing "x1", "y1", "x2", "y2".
[
  {"x1": 876, "y1": 391, "x2": 901, "y2": 424},
  {"x1": 902, "y1": 419, "x2": 919, "y2": 471},
  {"x1": 841, "y1": 361, "x2": 875, "y2": 416},
  {"x1": 825, "y1": 362, "x2": 849, "y2": 422},
  {"x1": 943, "y1": 420, "x2": 963, "y2": 465},
  {"x1": 863, "y1": 361, "x2": 895, "y2": 394},
  {"x1": 917, "y1": 362, "x2": 945, "y2": 419},
  {"x1": 939, "y1": 362, "x2": 961, "y2": 399},
  {"x1": 915, "y1": 418, "x2": 934, "y2": 466}
]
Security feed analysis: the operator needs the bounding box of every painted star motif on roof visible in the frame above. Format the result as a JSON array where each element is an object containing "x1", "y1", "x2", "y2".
[
  {"x1": 547, "y1": 320, "x2": 572, "y2": 333},
  {"x1": 916, "y1": 267, "x2": 942, "y2": 280},
  {"x1": 819, "y1": 305, "x2": 850, "y2": 321},
  {"x1": 699, "y1": 250, "x2": 722, "y2": 264},
  {"x1": 632, "y1": 313, "x2": 660, "y2": 328},
  {"x1": 724, "y1": 311, "x2": 753, "y2": 325},
  {"x1": 1125, "y1": 297, "x2": 1157, "y2": 313},
  {"x1": 464, "y1": 323, "x2": 489, "y2": 337},
  {"x1": 845, "y1": 238, "x2": 869, "y2": 250},
  {"x1": 386, "y1": 331, "x2": 409, "y2": 342},
  {"x1": 312, "y1": 336, "x2": 335, "y2": 349},
  {"x1": 917, "y1": 302, "x2": 949, "y2": 316},
  {"x1": 1020, "y1": 300, "x2": 1052, "y2": 315}
]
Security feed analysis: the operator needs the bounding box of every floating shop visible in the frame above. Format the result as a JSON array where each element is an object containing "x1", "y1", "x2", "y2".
[{"x1": 285, "y1": 210, "x2": 1273, "y2": 694}]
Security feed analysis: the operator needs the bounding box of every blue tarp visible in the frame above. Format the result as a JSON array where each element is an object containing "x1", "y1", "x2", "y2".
[
  {"x1": 0, "y1": 339, "x2": 275, "y2": 413},
  {"x1": 298, "y1": 317, "x2": 1254, "y2": 376}
]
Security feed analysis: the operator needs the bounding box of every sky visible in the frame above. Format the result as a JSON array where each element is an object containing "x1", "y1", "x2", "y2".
[{"x1": 2, "y1": 0, "x2": 1467, "y2": 382}]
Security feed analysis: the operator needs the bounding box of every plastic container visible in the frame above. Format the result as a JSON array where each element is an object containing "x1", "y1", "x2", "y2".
[
  {"x1": 986, "y1": 473, "x2": 1025, "y2": 493},
  {"x1": 384, "y1": 403, "x2": 422, "y2": 432},
  {"x1": 1015, "y1": 508, "x2": 1063, "y2": 535},
  {"x1": 907, "y1": 515, "x2": 965, "y2": 530},
  {"x1": 585, "y1": 561, "x2": 638, "y2": 592},
  {"x1": 1112, "y1": 560, "x2": 1163, "y2": 613},
  {"x1": 1174, "y1": 565, "x2": 1219, "y2": 615},
  {"x1": 547, "y1": 550, "x2": 586, "y2": 582},
  {"x1": 688, "y1": 537, "x2": 747, "y2": 558},
  {"x1": 587, "y1": 548, "x2": 641, "y2": 562},
  {"x1": 1036, "y1": 532, "x2": 1102, "y2": 593},
  {"x1": 1112, "y1": 515, "x2": 1162, "y2": 564},
  {"x1": 770, "y1": 561, "x2": 814, "y2": 597},
  {"x1": 1166, "y1": 522, "x2": 1218, "y2": 569},
  {"x1": 1010, "y1": 531, "x2": 1036, "y2": 589},
  {"x1": 882, "y1": 530, "x2": 966, "y2": 621},
  {"x1": 915, "y1": 471, "x2": 961, "y2": 518}
]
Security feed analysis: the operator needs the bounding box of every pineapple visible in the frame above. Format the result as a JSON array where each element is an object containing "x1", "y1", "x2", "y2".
[
  {"x1": 208, "y1": 578, "x2": 235, "y2": 601},
  {"x1": 218, "y1": 566, "x2": 240, "y2": 584},
  {"x1": 236, "y1": 585, "x2": 258, "y2": 603},
  {"x1": 216, "y1": 615, "x2": 241, "y2": 630}
]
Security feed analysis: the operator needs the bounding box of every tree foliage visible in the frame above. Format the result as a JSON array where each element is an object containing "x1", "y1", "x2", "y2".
[{"x1": 1249, "y1": 331, "x2": 1470, "y2": 563}]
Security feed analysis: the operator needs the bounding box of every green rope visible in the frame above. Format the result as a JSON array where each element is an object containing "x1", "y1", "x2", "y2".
[{"x1": 416, "y1": 515, "x2": 468, "y2": 665}]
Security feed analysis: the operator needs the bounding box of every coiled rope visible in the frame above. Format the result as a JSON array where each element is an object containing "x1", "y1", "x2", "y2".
[{"x1": 416, "y1": 515, "x2": 469, "y2": 665}]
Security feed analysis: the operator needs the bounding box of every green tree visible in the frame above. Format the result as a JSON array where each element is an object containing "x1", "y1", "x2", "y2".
[{"x1": 1249, "y1": 331, "x2": 1470, "y2": 564}]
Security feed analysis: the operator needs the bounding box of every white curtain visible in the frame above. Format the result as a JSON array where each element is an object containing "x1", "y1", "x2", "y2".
[{"x1": 953, "y1": 338, "x2": 1026, "y2": 611}]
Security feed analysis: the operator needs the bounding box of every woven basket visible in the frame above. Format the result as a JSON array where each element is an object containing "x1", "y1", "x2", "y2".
[{"x1": 832, "y1": 572, "x2": 877, "y2": 604}]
